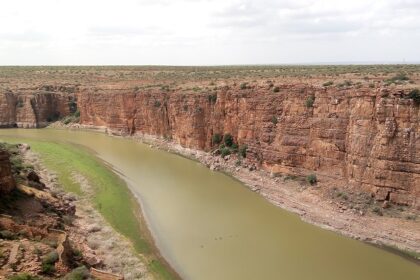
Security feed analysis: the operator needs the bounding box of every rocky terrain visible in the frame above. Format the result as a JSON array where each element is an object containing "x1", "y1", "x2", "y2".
[
  {"x1": 0, "y1": 143, "x2": 144, "y2": 279},
  {"x1": 0, "y1": 65, "x2": 419, "y2": 255}
]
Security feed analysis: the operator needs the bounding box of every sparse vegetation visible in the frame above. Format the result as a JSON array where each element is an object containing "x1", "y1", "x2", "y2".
[
  {"x1": 208, "y1": 94, "x2": 217, "y2": 103},
  {"x1": 41, "y1": 250, "x2": 58, "y2": 275},
  {"x1": 323, "y1": 81, "x2": 333, "y2": 87},
  {"x1": 220, "y1": 147, "x2": 231, "y2": 157},
  {"x1": 223, "y1": 133, "x2": 233, "y2": 147},
  {"x1": 372, "y1": 206, "x2": 383, "y2": 216},
  {"x1": 212, "y1": 133, "x2": 222, "y2": 145},
  {"x1": 239, "y1": 145, "x2": 247, "y2": 158},
  {"x1": 407, "y1": 88, "x2": 420, "y2": 105},
  {"x1": 305, "y1": 96, "x2": 315, "y2": 108},
  {"x1": 63, "y1": 266, "x2": 90, "y2": 280},
  {"x1": 271, "y1": 116, "x2": 278, "y2": 124},
  {"x1": 8, "y1": 274, "x2": 43, "y2": 280},
  {"x1": 306, "y1": 174, "x2": 317, "y2": 185}
]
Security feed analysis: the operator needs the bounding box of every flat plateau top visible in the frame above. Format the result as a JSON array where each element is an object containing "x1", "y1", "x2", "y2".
[{"x1": 0, "y1": 65, "x2": 419, "y2": 91}]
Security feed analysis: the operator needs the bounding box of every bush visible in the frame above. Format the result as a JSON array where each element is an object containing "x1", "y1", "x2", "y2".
[
  {"x1": 223, "y1": 133, "x2": 234, "y2": 147},
  {"x1": 271, "y1": 116, "x2": 278, "y2": 124},
  {"x1": 306, "y1": 174, "x2": 317, "y2": 185},
  {"x1": 391, "y1": 73, "x2": 409, "y2": 81},
  {"x1": 239, "y1": 145, "x2": 247, "y2": 158},
  {"x1": 212, "y1": 133, "x2": 222, "y2": 145},
  {"x1": 41, "y1": 263, "x2": 56, "y2": 275},
  {"x1": 208, "y1": 94, "x2": 217, "y2": 103},
  {"x1": 323, "y1": 81, "x2": 333, "y2": 87},
  {"x1": 407, "y1": 89, "x2": 420, "y2": 105},
  {"x1": 372, "y1": 206, "x2": 383, "y2": 216},
  {"x1": 0, "y1": 230, "x2": 16, "y2": 240},
  {"x1": 305, "y1": 96, "x2": 315, "y2": 108},
  {"x1": 240, "y1": 83, "x2": 248, "y2": 90},
  {"x1": 273, "y1": 86, "x2": 280, "y2": 93},
  {"x1": 64, "y1": 266, "x2": 90, "y2": 280},
  {"x1": 43, "y1": 251, "x2": 58, "y2": 265},
  {"x1": 220, "y1": 147, "x2": 231, "y2": 157},
  {"x1": 9, "y1": 274, "x2": 42, "y2": 280}
]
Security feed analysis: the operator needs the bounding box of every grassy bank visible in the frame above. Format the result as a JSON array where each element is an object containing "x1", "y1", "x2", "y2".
[{"x1": 0, "y1": 137, "x2": 177, "y2": 280}]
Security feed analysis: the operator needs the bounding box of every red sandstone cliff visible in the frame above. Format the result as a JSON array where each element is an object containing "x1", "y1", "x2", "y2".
[
  {"x1": 77, "y1": 85, "x2": 419, "y2": 206},
  {"x1": 0, "y1": 89, "x2": 72, "y2": 128},
  {"x1": 0, "y1": 85, "x2": 418, "y2": 206}
]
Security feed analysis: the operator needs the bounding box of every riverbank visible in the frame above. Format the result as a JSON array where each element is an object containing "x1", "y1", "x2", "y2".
[
  {"x1": 50, "y1": 123, "x2": 420, "y2": 261},
  {"x1": 0, "y1": 136, "x2": 181, "y2": 279}
]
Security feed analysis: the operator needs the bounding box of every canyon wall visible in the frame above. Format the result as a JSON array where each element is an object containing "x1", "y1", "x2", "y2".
[
  {"x1": 0, "y1": 89, "x2": 72, "y2": 128},
  {"x1": 78, "y1": 86, "x2": 419, "y2": 207},
  {"x1": 0, "y1": 149, "x2": 15, "y2": 194},
  {"x1": 0, "y1": 85, "x2": 418, "y2": 206}
]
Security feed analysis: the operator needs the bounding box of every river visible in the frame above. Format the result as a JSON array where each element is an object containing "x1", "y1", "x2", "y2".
[{"x1": 0, "y1": 128, "x2": 419, "y2": 280}]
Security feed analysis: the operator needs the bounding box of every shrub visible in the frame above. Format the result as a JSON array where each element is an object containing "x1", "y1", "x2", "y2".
[
  {"x1": 223, "y1": 133, "x2": 234, "y2": 147},
  {"x1": 407, "y1": 89, "x2": 420, "y2": 105},
  {"x1": 220, "y1": 147, "x2": 231, "y2": 157},
  {"x1": 391, "y1": 73, "x2": 409, "y2": 81},
  {"x1": 239, "y1": 145, "x2": 247, "y2": 158},
  {"x1": 212, "y1": 133, "x2": 222, "y2": 145},
  {"x1": 271, "y1": 116, "x2": 278, "y2": 124},
  {"x1": 9, "y1": 274, "x2": 42, "y2": 280},
  {"x1": 0, "y1": 230, "x2": 16, "y2": 240},
  {"x1": 64, "y1": 266, "x2": 90, "y2": 280},
  {"x1": 43, "y1": 251, "x2": 58, "y2": 265},
  {"x1": 272, "y1": 86, "x2": 280, "y2": 93},
  {"x1": 231, "y1": 143, "x2": 238, "y2": 153},
  {"x1": 323, "y1": 81, "x2": 333, "y2": 87},
  {"x1": 41, "y1": 263, "x2": 56, "y2": 275},
  {"x1": 41, "y1": 250, "x2": 58, "y2": 275},
  {"x1": 306, "y1": 174, "x2": 317, "y2": 185},
  {"x1": 372, "y1": 206, "x2": 383, "y2": 216},
  {"x1": 305, "y1": 96, "x2": 315, "y2": 108},
  {"x1": 208, "y1": 94, "x2": 217, "y2": 103},
  {"x1": 240, "y1": 83, "x2": 248, "y2": 90}
]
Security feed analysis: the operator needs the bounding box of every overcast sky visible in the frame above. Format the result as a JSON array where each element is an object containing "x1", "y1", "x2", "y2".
[{"x1": 0, "y1": 0, "x2": 419, "y2": 65}]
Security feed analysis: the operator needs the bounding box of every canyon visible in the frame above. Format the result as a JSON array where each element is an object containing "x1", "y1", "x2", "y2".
[
  {"x1": 0, "y1": 82, "x2": 418, "y2": 207},
  {"x1": 0, "y1": 65, "x2": 419, "y2": 279}
]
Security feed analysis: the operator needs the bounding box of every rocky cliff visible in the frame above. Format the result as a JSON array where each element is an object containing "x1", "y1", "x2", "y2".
[
  {"x1": 0, "y1": 85, "x2": 419, "y2": 206},
  {"x1": 0, "y1": 149, "x2": 15, "y2": 194},
  {"x1": 77, "y1": 85, "x2": 419, "y2": 207},
  {"x1": 0, "y1": 88, "x2": 73, "y2": 128}
]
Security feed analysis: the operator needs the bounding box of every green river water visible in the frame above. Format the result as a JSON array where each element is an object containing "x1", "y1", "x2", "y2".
[{"x1": 0, "y1": 128, "x2": 419, "y2": 280}]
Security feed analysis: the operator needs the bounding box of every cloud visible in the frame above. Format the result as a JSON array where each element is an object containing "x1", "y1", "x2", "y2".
[{"x1": 0, "y1": 0, "x2": 418, "y2": 65}]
